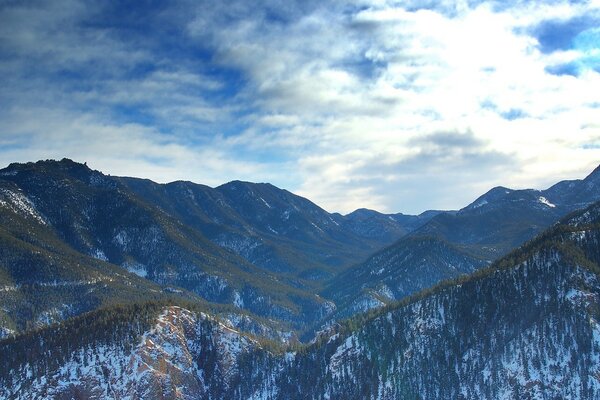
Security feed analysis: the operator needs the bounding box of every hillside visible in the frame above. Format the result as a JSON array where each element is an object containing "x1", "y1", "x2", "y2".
[
  {"x1": 321, "y1": 165, "x2": 600, "y2": 321},
  {"x1": 322, "y1": 235, "x2": 487, "y2": 320},
  {"x1": 2, "y1": 159, "x2": 600, "y2": 337},
  {"x1": 0, "y1": 160, "x2": 335, "y2": 331},
  {"x1": 3, "y1": 200, "x2": 600, "y2": 399},
  {"x1": 415, "y1": 165, "x2": 600, "y2": 259}
]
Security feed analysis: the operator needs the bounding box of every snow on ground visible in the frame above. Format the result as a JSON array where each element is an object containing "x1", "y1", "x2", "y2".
[
  {"x1": 0, "y1": 188, "x2": 47, "y2": 224},
  {"x1": 122, "y1": 261, "x2": 148, "y2": 278},
  {"x1": 538, "y1": 196, "x2": 556, "y2": 208},
  {"x1": 2, "y1": 306, "x2": 258, "y2": 400},
  {"x1": 92, "y1": 249, "x2": 108, "y2": 261}
]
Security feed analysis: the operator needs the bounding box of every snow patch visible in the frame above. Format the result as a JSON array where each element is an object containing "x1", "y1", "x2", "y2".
[
  {"x1": 0, "y1": 326, "x2": 15, "y2": 339},
  {"x1": 233, "y1": 291, "x2": 244, "y2": 308},
  {"x1": 123, "y1": 261, "x2": 148, "y2": 278},
  {"x1": 471, "y1": 199, "x2": 488, "y2": 209},
  {"x1": 0, "y1": 188, "x2": 47, "y2": 224},
  {"x1": 91, "y1": 249, "x2": 108, "y2": 261},
  {"x1": 538, "y1": 196, "x2": 556, "y2": 208},
  {"x1": 259, "y1": 197, "x2": 272, "y2": 209}
]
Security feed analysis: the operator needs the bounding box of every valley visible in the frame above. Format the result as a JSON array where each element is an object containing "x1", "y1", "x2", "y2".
[{"x1": 1, "y1": 159, "x2": 600, "y2": 399}]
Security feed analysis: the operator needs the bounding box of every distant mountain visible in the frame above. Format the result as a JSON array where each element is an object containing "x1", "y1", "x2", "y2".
[
  {"x1": 2, "y1": 158, "x2": 599, "y2": 338},
  {"x1": 339, "y1": 208, "x2": 443, "y2": 243},
  {"x1": 4, "y1": 199, "x2": 600, "y2": 399},
  {"x1": 0, "y1": 160, "x2": 335, "y2": 331},
  {"x1": 322, "y1": 235, "x2": 487, "y2": 321},
  {"x1": 320, "y1": 164, "x2": 600, "y2": 320},
  {"x1": 0, "y1": 159, "x2": 436, "y2": 335},
  {"x1": 117, "y1": 177, "x2": 414, "y2": 283},
  {"x1": 416, "y1": 164, "x2": 600, "y2": 259}
]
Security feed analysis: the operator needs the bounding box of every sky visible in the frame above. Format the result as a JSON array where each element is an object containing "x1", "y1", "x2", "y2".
[{"x1": 0, "y1": 0, "x2": 599, "y2": 214}]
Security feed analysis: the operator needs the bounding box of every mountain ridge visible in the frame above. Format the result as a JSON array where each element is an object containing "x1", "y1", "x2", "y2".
[
  {"x1": 2, "y1": 158, "x2": 600, "y2": 337},
  {"x1": 3, "y1": 197, "x2": 600, "y2": 399}
]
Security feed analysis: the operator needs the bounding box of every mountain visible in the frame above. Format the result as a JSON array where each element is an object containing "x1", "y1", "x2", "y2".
[
  {"x1": 0, "y1": 159, "x2": 437, "y2": 335},
  {"x1": 3, "y1": 199, "x2": 600, "y2": 399},
  {"x1": 337, "y1": 208, "x2": 443, "y2": 244},
  {"x1": 321, "y1": 235, "x2": 487, "y2": 321},
  {"x1": 415, "y1": 165, "x2": 600, "y2": 259},
  {"x1": 118, "y1": 177, "x2": 402, "y2": 283},
  {"x1": 0, "y1": 178, "x2": 180, "y2": 337},
  {"x1": 0, "y1": 160, "x2": 336, "y2": 331},
  {"x1": 117, "y1": 177, "x2": 440, "y2": 283},
  {"x1": 320, "y1": 165, "x2": 600, "y2": 321},
  {"x1": 271, "y1": 201, "x2": 600, "y2": 399},
  {"x1": 2, "y1": 159, "x2": 599, "y2": 336}
]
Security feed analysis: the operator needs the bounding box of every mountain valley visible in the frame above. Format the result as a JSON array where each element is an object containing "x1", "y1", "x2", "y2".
[{"x1": 1, "y1": 159, "x2": 600, "y2": 399}]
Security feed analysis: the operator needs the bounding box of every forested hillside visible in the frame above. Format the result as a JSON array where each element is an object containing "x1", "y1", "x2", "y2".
[{"x1": 3, "y1": 199, "x2": 600, "y2": 399}]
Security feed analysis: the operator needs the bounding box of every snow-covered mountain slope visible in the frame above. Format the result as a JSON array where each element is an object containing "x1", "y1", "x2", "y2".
[
  {"x1": 411, "y1": 164, "x2": 600, "y2": 261},
  {"x1": 270, "y1": 201, "x2": 600, "y2": 399},
  {"x1": 1, "y1": 305, "x2": 270, "y2": 400},
  {"x1": 4, "y1": 201, "x2": 600, "y2": 399},
  {"x1": 0, "y1": 182, "x2": 180, "y2": 337},
  {"x1": 0, "y1": 159, "x2": 335, "y2": 330}
]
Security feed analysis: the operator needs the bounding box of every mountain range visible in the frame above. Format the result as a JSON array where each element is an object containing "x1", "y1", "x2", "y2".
[{"x1": 1, "y1": 158, "x2": 600, "y2": 399}]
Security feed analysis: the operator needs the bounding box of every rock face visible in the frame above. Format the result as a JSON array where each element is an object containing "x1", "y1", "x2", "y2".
[
  {"x1": 3, "y1": 201, "x2": 600, "y2": 399},
  {"x1": 1, "y1": 306, "x2": 261, "y2": 400}
]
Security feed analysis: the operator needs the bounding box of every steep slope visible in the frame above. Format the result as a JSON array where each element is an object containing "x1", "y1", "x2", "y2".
[
  {"x1": 0, "y1": 160, "x2": 332, "y2": 329},
  {"x1": 0, "y1": 180, "x2": 177, "y2": 337},
  {"x1": 272, "y1": 203, "x2": 600, "y2": 399},
  {"x1": 322, "y1": 236, "x2": 487, "y2": 319},
  {"x1": 119, "y1": 178, "x2": 356, "y2": 282},
  {"x1": 545, "y1": 164, "x2": 600, "y2": 207},
  {"x1": 339, "y1": 208, "x2": 441, "y2": 243},
  {"x1": 4, "y1": 201, "x2": 600, "y2": 399},
  {"x1": 321, "y1": 164, "x2": 600, "y2": 320},
  {"x1": 118, "y1": 177, "x2": 431, "y2": 284},
  {"x1": 0, "y1": 304, "x2": 275, "y2": 400},
  {"x1": 414, "y1": 164, "x2": 600, "y2": 259}
]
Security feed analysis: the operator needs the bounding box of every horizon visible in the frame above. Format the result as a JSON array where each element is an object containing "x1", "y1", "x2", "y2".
[
  {"x1": 2, "y1": 156, "x2": 598, "y2": 216},
  {"x1": 1, "y1": 1, "x2": 599, "y2": 214}
]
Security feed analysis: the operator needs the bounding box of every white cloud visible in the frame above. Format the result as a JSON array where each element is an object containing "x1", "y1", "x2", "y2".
[
  {"x1": 1, "y1": 0, "x2": 599, "y2": 214},
  {"x1": 187, "y1": 0, "x2": 600, "y2": 212}
]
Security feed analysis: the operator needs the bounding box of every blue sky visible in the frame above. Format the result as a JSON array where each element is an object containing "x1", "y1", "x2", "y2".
[{"x1": 0, "y1": 0, "x2": 599, "y2": 214}]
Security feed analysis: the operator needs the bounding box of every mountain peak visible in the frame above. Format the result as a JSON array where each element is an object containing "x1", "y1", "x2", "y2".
[
  {"x1": 2, "y1": 158, "x2": 92, "y2": 174},
  {"x1": 0, "y1": 158, "x2": 94, "y2": 175},
  {"x1": 584, "y1": 163, "x2": 600, "y2": 181},
  {"x1": 345, "y1": 208, "x2": 381, "y2": 218},
  {"x1": 463, "y1": 186, "x2": 513, "y2": 210},
  {"x1": 217, "y1": 180, "x2": 277, "y2": 192}
]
